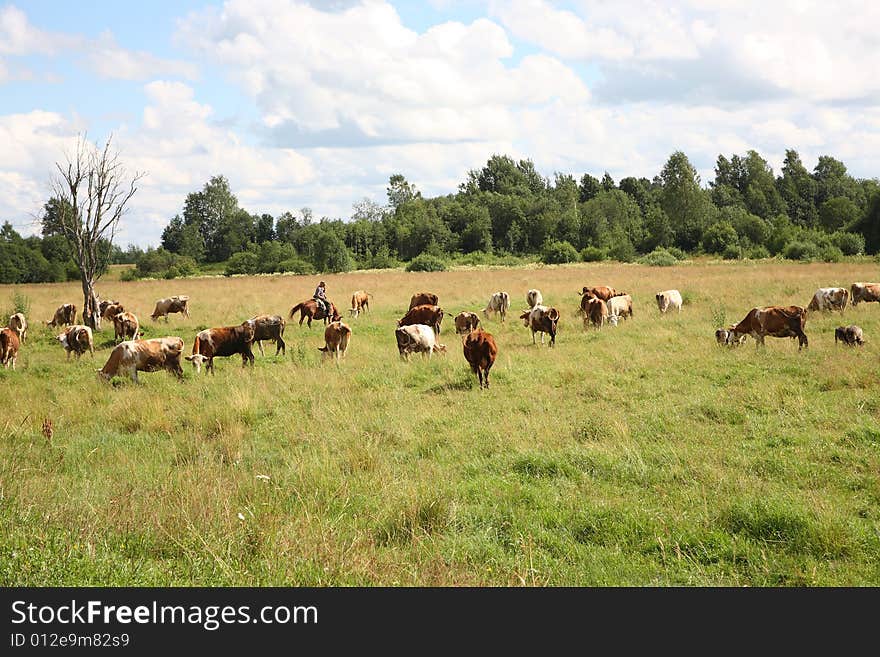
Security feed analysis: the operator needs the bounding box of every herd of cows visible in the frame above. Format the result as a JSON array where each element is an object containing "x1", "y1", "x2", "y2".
[{"x1": 0, "y1": 281, "x2": 879, "y2": 388}]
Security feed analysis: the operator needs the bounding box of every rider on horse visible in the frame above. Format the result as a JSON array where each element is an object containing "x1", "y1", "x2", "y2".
[{"x1": 313, "y1": 281, "x2": 330, "y2": 318}]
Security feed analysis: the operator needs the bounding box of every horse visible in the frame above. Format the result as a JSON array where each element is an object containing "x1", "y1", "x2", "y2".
[{"x1": 289, "y1": 299, "x2": 341, "y2": 328}]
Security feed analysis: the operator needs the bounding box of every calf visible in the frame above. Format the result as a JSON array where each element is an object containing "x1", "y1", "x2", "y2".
[
  {"x1": 656, "y1": 290, "x2": 682, "y2": 314},
  {"x1": 0, "y1": 327, "x2": 20, "y2": 370},
  {"x1": 247, "y1": 314, "x2": 286, "y2": 356},
  {"x1": 526, "y1": 289, "x2": 543, "y2": 309},
  {"x1": 318, "y1": 320, "x2": 352, "y2": 363},
  {"x1": 607, "y1": 294, "x2": 633, "y2": 321},
  {"x1": 730, "y1": 305, "x2": 808, "y2": 350},
  {"x1": 463, "y1": 328, "x2": 498, "y2": 389},
  {"x1": 112, "y1": 311, "x2": 141, "y2": 343},
  {"x1": 454, "y1": 311, "x2": 481, "y2": 335},
  {"x1": 8, "y1": 312, "x2": 27, "y2": 344},
  {"x1": 57, "y1": 325, "x2": 94, "y2": 360},
  {"x1": 151, "y1": 295, "x2": 190, "y2": 321},
  {"x1": 349, "y1": 290, "x2": 372, "y2": 318},
  {"x1": 97, "y1": 337, "x2": 184, "y2": 383},
  {"x1": 185, "y1": 322, "x2": 255, "y2": 374},
  {"x1": 834, "y1": 325, "x2": 864, "y2": 347},
  {"x1": 398, "y1": 304, "x2": 445, "y2": 335},
  {"x1": 715, "y1": 327, "x2": 746, "y2": 347},
  {"x1": 395, "y1": 324, "x2": 447, "y2": 360},
  {"x1": 850, "y1": 282, "x2": 880, "y2": 307},
  {"x1": 409, "y1": 292, "x2": 439, "y2": 309},
  {"x1": 584, "y1": 297, "x2": 608, "y2": 329},
  {"x1": 522, "y1": 305, "x2": 560, "y2": 347},
  {"x1": 483, "y1": 292, "x2": 511, "y2": 322},
  {"x1": 46, "y1": 303, "x2": 76, "y2": 328}
]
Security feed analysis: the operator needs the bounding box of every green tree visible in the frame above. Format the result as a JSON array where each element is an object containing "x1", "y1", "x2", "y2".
[
  {"x1": 183, "y1": 175, "x2": 241, "y2": 262},
  {"x1": 660, "y1": 151, "x2": 712, "y2": 250},
  {"x1": 387, "y1": 174, "x2": 421, "y2": 209},
  {"x1": 818, "y1": 196, "x2": 860, "y2": 233},
  {"x1": 777, "y1": 149, "x2": 818, "y2": 228},
  {"x1": 254, "y1": 213, "x2": 275, "y2": 243}
]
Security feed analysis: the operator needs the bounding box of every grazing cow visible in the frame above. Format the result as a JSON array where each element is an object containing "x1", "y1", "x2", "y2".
[
  {"x1": 349, "y1": 290, "x2": 372, "y2": 318},
  {"x1": 607, "y1": 294, "x2": 633, "y2": 321},
  {"x1": 409, "y1": 292, "x2": 439, "y2": 310},
  {"x1": 730, "y1": 305, "x2": 808, "y2": 350},
  {"x1": 398, "y1": 304, "x2": 445, "y2": 335},
  {"x1": 111, "y1": 311, "x2": 141, "y2": 343},
  {"x1": 247, "y1": 315, "x2": 286, "y2": 356},
  {"x1": 715, "y1": 327, "x2": 746, "y2": 347},
  {"x1": 850, "y1": 282, "x2": 880, "y2": 307},
  {"x1": 584, "y1": 297, "x2": 608, "y2": 329},
  {"x1": 0, "y1": 327, "x2": 20, "y2": 370},
  {"x1": 656, "y1": 290, "x2": 683, "y2": 314},
  {"x1": 521, "y1": 305, "x2": 560, "y2": 347},
  {"x1": 97, "y1": 337, "x2": 184, "y2": 383},
  {"x1": 150, "y1": 295, "x2": 190, "y2": 322},
  {"x1": 101, "y1": 302, "x2": 124, "y2": 324},
  {"x1": 318, "y1": 320, "x2": 352, "y2": 363},
  {"x1": 46, "y1": 303, "x2": 77, "y2": 328},
  {"x1": 8, "y1": 312, "x2": 27, "y2": 344},
  {"x1": 454, "y1": 311, "x2": 481, "y2": 335},
  {"x1": 185, "y1": 322, "x2": 255, "y2": 374},
  {"x1": 835, "y1": 325, "x2": 864, "y2": 347},
  {"x1": 395, "y1": 324, "x2": 447, "y2": 360},
  {"x1": 483, "y1": 292, "x2": 511, "y2": 322},
  {"x1": 56, "y1": 325, "x2": 94, "y2": 360},
  {"x1": 580, "y1": 286, "x2": 623, "y2": 301},
  {"x1": 807, "y1": 287, "x2": 848, "y2": 313},
  {"x1": 463, "y1": 328, "x2": 498, "y2": 389},
  {"x1": 526, "y1": 289, "x2": 543, "y2": 309}
]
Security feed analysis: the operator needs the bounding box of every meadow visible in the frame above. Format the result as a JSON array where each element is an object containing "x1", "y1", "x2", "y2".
[{"x1": 2, "y1": 259, "x2": 880, "y2": 586}]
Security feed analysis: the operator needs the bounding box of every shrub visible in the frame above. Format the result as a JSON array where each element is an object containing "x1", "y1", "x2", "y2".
[
  {"x1": 830, "y1": 232, "x2": 865, "y2": 256},
  {"x1": 580, "y1": 246, "x2": 608, "y2": 262},
  {"x1": 782, "y1": 240, "x2": 820, "y2": 261},
  {"x1": 406, "y1": 254, "x2": 447, "y2": 272},
  {"x1": 224, "y1": 251, "x2": 260, "y2": 276},
  {"x1": 638, "y1": 248, "x2": 677, "y2": 267},
  {"x1": 722, "y1": 244, "x2": 742, "y2": 260},
  {"x1": 665, "y1": 246, "x2": 687, "y2": 261},
  {"x1": 120, "y1": 268, "x2": 138, "y2": 282},
  {"x1": 745, "y1": 245, "x2": 770, "y2": 260},
  {"x1": 541, "y1": 240, "x2": 580, "y2": 264},
  {"x1": 819, "y1": 245, "x2": 843, "y2": 263},
  {"x1": 278, "y1": 257, "x2": 315, "y2": 275},
  {"x1": 702, "y1": 221, "x2": 739, "y2": 254}
]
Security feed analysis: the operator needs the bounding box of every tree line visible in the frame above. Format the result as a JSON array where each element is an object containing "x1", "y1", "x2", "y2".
[{"x1": 3, "y1": 148, "x2": 879, "y2": 284}]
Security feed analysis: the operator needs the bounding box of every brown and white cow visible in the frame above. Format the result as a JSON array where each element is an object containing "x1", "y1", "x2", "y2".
[
  {"x1": 521, "y1": 305, "x2": 560, "y2": 347},
  {"x1": 834, "y1": 325, "x2": 864, "y2": 347},
  {"x1": 395, "y1": 324, "x2": 447, "y2": 360},
  {"x1": 349, "y1": 290, "x2": 372, "y2": 318},
  {"x1": 97, "y1": 337, "x2": 184, "y2": 383},
  {"x1": 8, "y1": 312, "x2": 27, "y2": 344},
  {"x1": 607, "y1": 294, "x2": 633, "y2": 321},
  {"x1": 111, "y1": 311, "x2": 141, "y2": 343},
  {"x1": 0, "y1": 327, "x2": 20, "y2": 370},
  {"x1": 730, "y1": 305, "x2": 808, "y2": 350},
  {"x1": 101, "y1": 302, "x2": 125, "y2": 324},
  {"x1": 580, "y1": 286, "x2": 623, "y2": 302},
  {"x1": 850, "y1": 282, "x2": 880, "y2": 307},
  {"x1": 483, "y1": 292, "x2": 511, "y2": 322},
  {"x1": 247, "y1": 314, "x2": 286, "y2": 356},
  {"x1": 715, "y1": 327, "x2": 746, "y2": 347},
  {"x1": 463, "y1": 328, "x2": 498, "y2": 389},
  {"x1": 526, "y1": 289, "x2": 543, "y2": 309},
  {"x1": 46, "y1": 303, "x2": 77, "y2": 328},
  {"x1": 454, "y1": 311, "x2": 481, "y2": 335},
  {"x1": 150, "y1": 295, "x2": 190, "y2": 322},
  {"x1": 398, "y1": 304, "x2": 445, "y2": 335},
  {"x1": 409, "y1": 292, "x2": 439, "y2": 309},
  {"x1": 807, "y1": 287, "x2": 848, "y2": 313},
  {"x1": 56, "y1": 325, "x2": 94, "y2": 360},
  {"x1": 185, "y1": 322, "x2": 255, "y2": 374},
  {"x1": 584, "y1": 297, "x2": 608, "y2": 329},
  {"x1": 318, "y1": 320, "x2": 352, "y2": 363}
]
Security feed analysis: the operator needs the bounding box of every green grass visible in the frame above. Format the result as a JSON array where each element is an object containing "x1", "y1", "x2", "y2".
[{"x1": 2, "y1": 260, "x2": 880, "y2": 585}]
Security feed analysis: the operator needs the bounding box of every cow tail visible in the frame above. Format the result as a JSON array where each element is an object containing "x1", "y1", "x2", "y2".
[{"x1": 192, "y1": 334, "x2": 201, "y2": 355}]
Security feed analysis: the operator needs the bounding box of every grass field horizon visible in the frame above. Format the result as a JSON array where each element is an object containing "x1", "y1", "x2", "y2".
[{"x1": 2, "y1": 259, "x2": 880, "y2": 586}]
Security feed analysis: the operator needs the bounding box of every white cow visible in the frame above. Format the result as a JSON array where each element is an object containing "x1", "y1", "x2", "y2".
[
  {"x1": 8, "y1": 313, "x2": 27, "y2": 343},
  {"x1": 526, "y1": 289, "x2": 543, "y2": 309},
  {"x1": 395, "y1": 324, "x2": 447, "y2": 360},
  {"x1": 607, "y1": 294, "x2": 633, "y2": 321},
  {"x1": 655, "y1": 289, "x2": 682, "y2": 314},
  {"x1": 483, "y1": 292, "x2": 511, "y2": 322},
  {"x1": 807, "y1": 287, "x2": 848, "y2": 313}
]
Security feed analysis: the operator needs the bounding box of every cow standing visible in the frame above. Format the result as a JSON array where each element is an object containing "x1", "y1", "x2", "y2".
[
  {"x1": 520, "y1": 305, "x2": 560, "y2": 347},
  {"x1": 57, "y1": 325, "x2": 94, "y2": 360},
  {"x1": 151, "y1": 296, "x2": 190, "y2": 322},
  {"x1": 607, "y1": 294, "x2": 633, "y2": 321},
  {"x1": 185, "y1": 322, "x2": 255, "y2": 374},
  {"x1": 835, "y1": 325, "x2": 864, "y2": 346},
  {"x1": 111, "y1": 311, "x2": 141, "y2": 343},
  {"x1": 350, "y1": 291, "x2": 372, "y2": 318},
  {"x1": 409, "y1": 292, "x2": 439, "y2": 310},
  {"x1": 247, "y1": 315, "x2": 286, "y2": 356},
  {"x1": 850, "y1": 283, "x2": 880, "y2": 307},
  {"x1": 483, "y1": 292, "x2": 511, "y2": 322},
  {"x1": 8, "y1": 313, "x2": 27, "y2": 344},
  {"x1": 97, "y1": 337, "x2": 184, "y2": 383},
  {"x1": 584, "y1": 297, "x2": 608, "y2": 329},
  {"x1": 526, "y1": 289, "x2": 543, "y2": 309},
  {"x1": 0, "y1": 327, "x2": 20, "y2": 370},
  {"x1": 454, "y1": 311, "x2": 480, "y2": 335},
  {"x1": 730, "y1": 306, "x2": 808, "y2": 350},
  {"x1": 463, "y1": 328, "x2": 498, "y2": 389},
  {"x1": 395, "y1": 324, "x2": 446, "y2": 360},
  {"x1": 656, "y1": 290, "x2": 682, "y2": 314},
  {"x1": 807, "y1": 287, "x2": 848, "y2": 313},
  {"x1": 318, "y1": 321, "x2": 352, "y2": 363},
  {"x1": 398, "y1": 304, "x2": 444, "y2": 335},
  {"x1": 46, "y1": 303, "x2": 77, "y2": 328},
  {"x1": 580, "y1": 286, "x2": 623, "y2": 302}
]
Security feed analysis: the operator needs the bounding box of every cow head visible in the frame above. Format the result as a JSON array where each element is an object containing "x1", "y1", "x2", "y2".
[
  {"x1": 519, "y1": 310, "x2": 531, "y2": 327},
  {"x1": 608, "y1": 315, "x2": 619, "y2": 327},
  {"x1": 56, "y1": 332, "x2": 69, "y2": 349},
  {"x1": 185, "y1": 353, "x2": 209, "y2": 373}
]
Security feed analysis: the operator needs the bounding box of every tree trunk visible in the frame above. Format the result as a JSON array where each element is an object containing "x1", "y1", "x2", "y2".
[{"x1": 81, "y1": 277, "x2": 100, "y2": 330}]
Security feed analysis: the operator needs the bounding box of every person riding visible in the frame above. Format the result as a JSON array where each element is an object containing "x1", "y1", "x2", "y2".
[{"x1": 313, "y1": 281, "x2": 330, "y2": 316}]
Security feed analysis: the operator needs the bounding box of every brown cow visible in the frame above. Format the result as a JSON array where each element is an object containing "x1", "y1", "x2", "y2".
[
  {"x1": 398, "y1": 304, "x2": 444, "y2": 335},
  {"x1": 151, "y1": 296, "x2": 190, "y2": 322},
  {"x1": 584, "y1": 297, "x2": 608, "y2": 329},
  {"x1": 101, "y1": 302, "x2": 124, "y2": 324},
  {"x1": 580, "y1": 286, "x2": 624, "y2": 302},
  {"x1": 247, "y1": 314, "x2": 286, "y2": 356},
  {"x1": 97, "y1": 337, "x2": 184, "y2": 383},
  {"x1": 185, "y1": 322, "x2": 255, "y2": 374},
  {"x1": 835, "y1": 325, "x2": 864, "y2": 347},
  {"x1": 45, "y1": 303, "x2": 77, "y2": 328},
  {"x1": 111, "y1": 311, "x2": 141, "y2": 343},
  {"x1": 521, "y1": 305, "x2": 560, "y2": 347},
  {"x1": 409, "y1": 292, "x2": 439, "y2": 309},
  {"x1": 0, "y1": 327, "x2": 20, "y2": 370},
  {"x1": 850, "y1": 282, "x2": 880, "y2": 307},
  {"x1": 57, "y1": 325, "x2": 94, "y2": 360},
  {"x1": 454, "y1": 311, "x2": 480, "y2": 335},
  {"x1": 730, "y1": 305, "x2": 808, "y2": 350},
  {"x1": 349, "y1": 290, "x2": 372, "y2": 318},
  {"x1": 318, "y1": 320, "x2": 352, "y2": 363},
  {"x1": 463, "y1": 328, "x2": 498, "y2": 389},
  {"x1": 8, "y1": 313, "x2": 27, "y2": 344}
]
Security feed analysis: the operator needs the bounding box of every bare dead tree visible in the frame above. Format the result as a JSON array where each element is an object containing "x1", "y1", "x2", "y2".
[{"x1": 50, "y1": 134, "x2": 144, "y2": 330}]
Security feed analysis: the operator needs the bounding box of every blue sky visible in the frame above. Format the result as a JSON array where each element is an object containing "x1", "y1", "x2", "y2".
[{"x1": 2, "y1": 0, "x2": 879, "y2": 247}]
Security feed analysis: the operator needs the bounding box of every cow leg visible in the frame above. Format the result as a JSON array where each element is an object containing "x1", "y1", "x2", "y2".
[
  {"x1": 256, "y1": 340, "x2": 265, "y2": 357},
  {"x1": 276, "y1": 337, "x2": 285, "y2": 356},
  {"x1": 798, "y1": 331, "x2": 808, "y2": 351}
]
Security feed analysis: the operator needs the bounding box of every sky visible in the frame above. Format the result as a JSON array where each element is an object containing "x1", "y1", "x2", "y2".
[{"x1": 2, "y1": 0, "x2": 880, "y2": 248}]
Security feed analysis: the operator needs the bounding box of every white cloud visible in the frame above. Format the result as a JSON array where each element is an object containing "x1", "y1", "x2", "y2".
[
  {"x1": 85, "y1": 32, "x2": 198, "y2": 81},
  {"x1": 0, "y1": 5, "x2": 80, "y2": 55}
]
